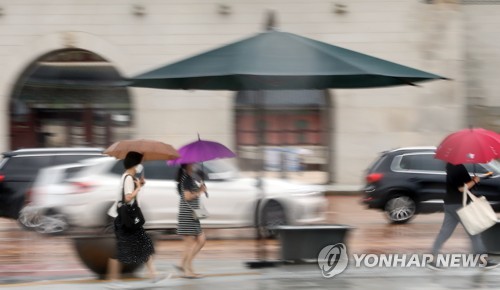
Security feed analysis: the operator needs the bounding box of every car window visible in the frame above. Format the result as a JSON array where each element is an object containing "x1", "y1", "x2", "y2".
[
  {"x1": 53, "y1": 154, "x2": 102, "y2": 165},
  {"x1": 464, "y1": 163, "x2": 489, "y2": 174},
  {"x1": 143, "y1": 161, "x2": 178, "y2": 180},
  {"x1": 399, "y1": 154, "x2": 446, "y2": 172},
  {"x1": 486, "y1": 160, "x2": 500, "y2": 174},
  {"x1": 110, "y1": 160, "x2": 124, "y2": 175},
  {"x1": 366, "y1": 154, "x2": 387, "y2": 173},
  {"x1": 1, "y1": 156, "x2": 53, "y2": 176},
  {"x1": 64, "y1": 165, "x2": 87, "y2": 180},
  {"x1": 110, "y1": 160, "x2": 177, "y2": 180},
  {"x1": 202, "y1": 160, "x2": 238, "y2": 180},
  {"x1": 0, "y1": 157, "x2": 8, "y2": 170}
]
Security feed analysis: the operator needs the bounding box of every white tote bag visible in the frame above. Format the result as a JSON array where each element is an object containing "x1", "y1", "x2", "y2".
[{"x1": 457, "y1": 184, "x2": 497, "y2": 235}]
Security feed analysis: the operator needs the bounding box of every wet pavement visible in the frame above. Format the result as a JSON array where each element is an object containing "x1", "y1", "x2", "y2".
[
  {"x1": 0, "y1": 195, "x2": 497, "y2": 289},
  {"x1": 4, "y1": 259, "x2": 500, "y2": 290}
]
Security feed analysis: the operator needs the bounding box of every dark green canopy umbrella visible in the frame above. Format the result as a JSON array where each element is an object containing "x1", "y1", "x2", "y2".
[
  {"x1": 130, "y1": 30, "x2": 446, "y2": 90},
  {"x1": 129, "y1": 28, "x2": 447, "y2": 268}
]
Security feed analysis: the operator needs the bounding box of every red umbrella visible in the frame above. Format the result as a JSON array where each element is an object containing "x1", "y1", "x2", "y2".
[{"x1": 435, "y1": 128, "x2": 500, "y2": 165}]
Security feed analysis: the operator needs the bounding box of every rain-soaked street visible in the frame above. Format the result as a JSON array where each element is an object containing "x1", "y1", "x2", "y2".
[{"x1": 0, "y1": 194, "x2": 475, "y2": 284}]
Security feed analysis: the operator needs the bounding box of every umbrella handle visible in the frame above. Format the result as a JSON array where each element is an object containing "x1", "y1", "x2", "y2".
[{"x1": 198, "y1": 179, "x2": 208, "y2": 198}]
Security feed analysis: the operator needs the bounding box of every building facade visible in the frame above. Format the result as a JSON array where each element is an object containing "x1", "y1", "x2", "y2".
[{"x1": 0, "y1": 0, "x2": 488, "y2": 184}]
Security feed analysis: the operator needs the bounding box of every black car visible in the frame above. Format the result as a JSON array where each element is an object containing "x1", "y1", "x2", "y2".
[
  {"x1": 0, "y1": 147, "x2": 104, "y2": 219},
  {"x1": 362, "y1": 147, "x2": 500, "y2": 224}
]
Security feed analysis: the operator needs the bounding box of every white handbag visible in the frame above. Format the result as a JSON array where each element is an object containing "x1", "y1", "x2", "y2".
[
  {"x1": 192, "y1": 206, "x2": 209, "y2": 220},
  {"x1": 187, "y1": 200, "x2": 209, "y2": 220},
  {"x1": 456, "y1": 184, "x2": 497, "y2": 235}
]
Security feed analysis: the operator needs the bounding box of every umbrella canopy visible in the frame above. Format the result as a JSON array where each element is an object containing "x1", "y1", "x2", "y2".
[
  {"x1": 130, "y1": 30, "x2": 446, "y2": 90},
  {"x1": 104, "y1": 139, "x2": 180, "y2": 161},
  {"x1": 435, "y1": 128, "x2": 500, "y2": 165},
  {"x1": 168, "y1": 138, "x2": 236, "y2": 165}
]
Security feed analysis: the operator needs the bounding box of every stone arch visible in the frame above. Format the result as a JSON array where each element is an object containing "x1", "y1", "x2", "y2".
[
  {"x1": 3, "y1": 31, "x2": 129, "y2": 93},
  {"x1": 4, "y1": 32, "x2": 133, "y2": 149}
]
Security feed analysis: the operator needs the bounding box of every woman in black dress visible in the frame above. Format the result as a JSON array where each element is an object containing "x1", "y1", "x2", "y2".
[
  {"x1": 107, "y1": 151, "x2": 162, "y2": 282},
  {"x1": 176, "y1": 163, "x2": 207, "y2": 278}
]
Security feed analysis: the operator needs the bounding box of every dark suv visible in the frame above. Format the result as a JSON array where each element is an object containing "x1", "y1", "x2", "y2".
[
  {"x1": 0, "y1": 148, "x2": 104, "y2": 219},
  {"x1": 362, "y1": 147, "x2": 500, "y2": 224}
]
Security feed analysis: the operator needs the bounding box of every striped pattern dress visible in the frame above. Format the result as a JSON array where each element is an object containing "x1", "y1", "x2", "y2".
[{"x1": 177, "y1": 172, "x2": 202, "y2": 236}]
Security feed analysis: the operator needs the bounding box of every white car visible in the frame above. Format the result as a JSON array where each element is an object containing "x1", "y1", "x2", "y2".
[{"x1": 23, "y1": 157, "x2": 327, "y2": 234}]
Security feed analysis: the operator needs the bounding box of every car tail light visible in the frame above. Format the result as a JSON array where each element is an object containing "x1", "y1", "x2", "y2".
[
  {"x1": 71, "y1": 181, "x2": 95, "y2": 193},
  {"x1": 366, "y1": 173, "x2": 383, "y2": 184},
  {"x1": 0, "y1": 175, "x2": 4, "y2": 182},
  {"x1": 25, "y1": 188, "x2": 33, "y2": 204}
]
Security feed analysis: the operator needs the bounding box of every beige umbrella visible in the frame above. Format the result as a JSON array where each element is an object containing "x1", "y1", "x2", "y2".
[{"x1": 104, "y1": 139, "x2": 180, "y2": 161}]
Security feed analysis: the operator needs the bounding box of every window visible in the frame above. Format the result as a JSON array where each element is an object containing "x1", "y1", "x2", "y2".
[
  {"x1": 110, "y1": 160, "x2": 178, "y2": 180},
  {"x1": 110, "y1": 161, "x2": 124, "y2": 176},
  {"x1": 53, "y1": 154, "x2": 102, "y2": 165},
  {"x1": 464, "y1": 164, "x2": 489, "y2": 174},
  {"x1": 295, "y1": 120, "x2": 308, "y2": 144},
  {"x1": 63, "y1": 165, "x2": 87, "y2": 180},
  {"x1": 202, "y1": 160, "x2": 238, "y2": 181},
  {"x1": 399, "y1": 154, "x2": 446, "y2": 172},
  {"x1": 2, "y1": 156, "x2": 53, "y2": 176},
  {"x1": 143, "y1": 161, "x2": 178, "y2": 180}
]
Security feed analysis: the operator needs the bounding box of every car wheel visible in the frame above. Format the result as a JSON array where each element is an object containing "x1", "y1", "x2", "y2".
[
  {"x1": 35, "y1": 210, "x2": 69, "y2": 235},
  {"x1": 260, "y1": 200, "x2": 287, "y2": 238},
  {"x1": 384, "y1": 195, "x2": 416, "y2": 224},
  {"x1": 18, "y1": 206, "x2": 43, "y2": 230}
]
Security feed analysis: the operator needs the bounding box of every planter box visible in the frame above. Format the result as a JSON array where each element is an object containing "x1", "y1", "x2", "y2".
[
  {"x1": 275, "y1": 225, "x2": 352, "y2": 263},
  {"x1": 481, "y1": 222, "x2": 500, "y2": 254}
]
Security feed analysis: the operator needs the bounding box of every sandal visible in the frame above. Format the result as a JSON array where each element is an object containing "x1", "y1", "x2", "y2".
[{"x1": 173, "y1": 265, "x2": 184, "y2": 273}]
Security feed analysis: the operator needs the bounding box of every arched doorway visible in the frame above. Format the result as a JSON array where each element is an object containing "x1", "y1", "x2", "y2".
[
  {"x1": 9, "y1": 49, "x2": 132, "y2": 149},
  {"x1": 234, "y1": 90, "x2": 331, "y2": 183}
]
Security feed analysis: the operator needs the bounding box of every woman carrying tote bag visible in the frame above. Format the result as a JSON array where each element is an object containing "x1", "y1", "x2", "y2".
[
  {"x1": 428, "y1": 162, "x2": 497, "y2": 270},
  {"x1": 107, "y1": 151, "x2": 168, "y2": 285}
]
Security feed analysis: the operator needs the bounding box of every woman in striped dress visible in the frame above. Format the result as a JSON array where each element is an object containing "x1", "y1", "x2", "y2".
[{"x1": 176, "y1": 163, "x2": 207, "y2": 278}]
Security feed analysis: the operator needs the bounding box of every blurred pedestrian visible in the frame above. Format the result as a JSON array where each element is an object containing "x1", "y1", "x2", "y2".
[
  {"x1": 175, "y1": 163, "x2": 207, "y2": 278},
  {"x1": 429, "y1": 162, "x2": 498, "y2": 270},
  {"x1": 107, "y1": 151, "x2": 168, "y2": 284}
]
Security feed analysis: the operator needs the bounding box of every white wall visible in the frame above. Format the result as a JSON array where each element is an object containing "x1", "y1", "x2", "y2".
[
  {"x1": 464, "y1": 5, "x2": 500, "y2": 107},
  {"x1": 329, "y1": 1, "x2": 464, "y2": 183},
  {"x1": 0, "y1": 0, "x2": 466, "y2": 184}
]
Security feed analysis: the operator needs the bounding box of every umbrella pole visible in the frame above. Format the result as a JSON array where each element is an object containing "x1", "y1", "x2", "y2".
[
  {"x1": 245, "y1": 90, "x2": 280, "y2": 269},
  {"x1": 200, "y1": 162, "x2": 208, "y2": 197}
]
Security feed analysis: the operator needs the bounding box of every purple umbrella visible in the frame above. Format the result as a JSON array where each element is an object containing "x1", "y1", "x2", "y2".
[
  {"x1": 168, "y1": 136, "x2": 236, "y2": 198},
  {"x1": 167, "y1": 137, "x2": 236, "y2": 165}
]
